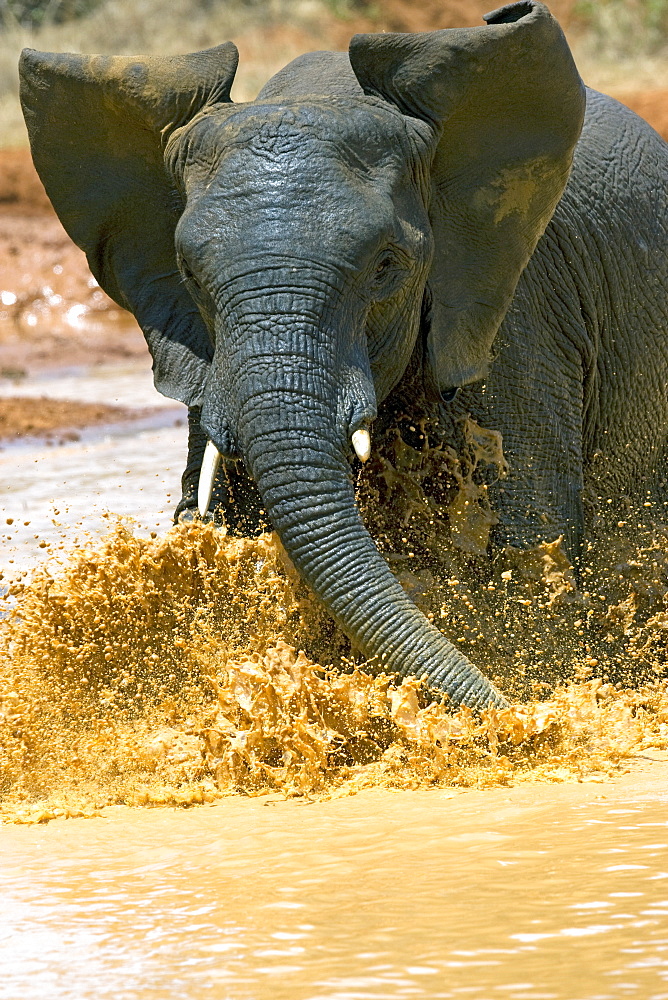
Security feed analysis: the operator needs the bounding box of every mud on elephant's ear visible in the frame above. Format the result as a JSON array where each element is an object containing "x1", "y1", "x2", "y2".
[
  {"x1": 350, "y1": 0, "x2": 585, "y2": 393},
  {"x1": 19, "y1": 44, "x2": 239, "y2": 405}
]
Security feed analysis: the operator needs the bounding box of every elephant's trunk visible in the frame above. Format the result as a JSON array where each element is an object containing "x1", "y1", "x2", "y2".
[
  {"x1": 259, "y1": 442, "x2": 504, "y2": 709},
  {"x1": 202, "y1": 297, "x2": 506, "y2": 710}
]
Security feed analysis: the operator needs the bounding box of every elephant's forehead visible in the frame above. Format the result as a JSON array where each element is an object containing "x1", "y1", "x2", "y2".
[{"x1": 186, "y1": 98, "x2": 416, "y2": 171}]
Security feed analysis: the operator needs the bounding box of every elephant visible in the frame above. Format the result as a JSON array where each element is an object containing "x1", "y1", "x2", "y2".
[{"x1": 18, "y1": 1, "x2": 668, "y2": 710}]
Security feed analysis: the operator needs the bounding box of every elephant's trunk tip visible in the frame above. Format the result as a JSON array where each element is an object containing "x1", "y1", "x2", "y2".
[{"x1": 198, "y1": 439, "x2": 222, "y2": 516}]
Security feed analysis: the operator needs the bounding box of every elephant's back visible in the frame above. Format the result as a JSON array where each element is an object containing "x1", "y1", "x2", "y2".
[
  {"x1": 258, "y1": 51, "x2": 363, "y2": 101},
  {"x1": 529, "y1": 86, "x2": 668, "y2": 493},
  {"x1": 566, "y1": 88, "x2": 668, "y2": 231},
  {"x1": 549, "y1": 86, "x2": 668, "y2": 309},
  {"x1": 580, "y1": 87, "x2": 668, "y2": 152}
]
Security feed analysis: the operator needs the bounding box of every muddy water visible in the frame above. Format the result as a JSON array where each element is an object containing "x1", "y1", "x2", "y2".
[
  {"x1": 0, "y1": 364, "x2": 185, "y2": 567},
  {"x1": 2, "y1": 765, "x2": 668, "y2": 1000},
  {"x1": 0, "y1": 423, "x2": 185, "y2": 568},
  {"x1": 2, "y1": 363, "x2": 668, "y2": 998}
]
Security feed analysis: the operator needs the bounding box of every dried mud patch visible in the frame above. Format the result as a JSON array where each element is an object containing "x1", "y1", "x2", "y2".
[
  {"x1": 1, "y1": 520, "x2": 667, "y2": 825},
  {"x1": 0, "y1": 396, "x2": 153, "y2": 442}
]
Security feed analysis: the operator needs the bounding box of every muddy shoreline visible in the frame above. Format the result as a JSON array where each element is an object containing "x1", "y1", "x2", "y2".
[{"x1": 0, "y1": 396, "x2": 160, "y2": 442}]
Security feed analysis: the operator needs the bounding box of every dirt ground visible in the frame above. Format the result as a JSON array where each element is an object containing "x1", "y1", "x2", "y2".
[
  {"x1": 0, "y1": 396, "x2": 150, "y2": 443},
  {"x1": 0, "y1": 84, "x2": 666, "y2": 436},
  {"x1": 358, "y1": 0, "x2": 579, "y2": 32},
  {"x1": 0, "y1": 148, "x2": 151, "y2": 435},
  {"x1": 0, "y1": 149, "x2": 147, "y2": 379}
]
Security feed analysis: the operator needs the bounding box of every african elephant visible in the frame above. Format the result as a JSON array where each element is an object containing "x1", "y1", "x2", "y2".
[{"x1": 19, "y1": 1, "x2": 668, "y2": 709}]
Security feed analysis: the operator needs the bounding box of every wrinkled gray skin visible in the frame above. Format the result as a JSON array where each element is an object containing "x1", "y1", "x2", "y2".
[{"x1": 19, "y1": 1, "x2": 668, "y2": 708}]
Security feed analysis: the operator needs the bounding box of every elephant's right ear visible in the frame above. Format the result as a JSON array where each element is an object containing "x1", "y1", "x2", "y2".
[
  {"x1": 350, "y1": 2, "x2": 585, "y2": 392},
  {"x1": 19, "y1": 44, "x2": 238, "y2": 405}
]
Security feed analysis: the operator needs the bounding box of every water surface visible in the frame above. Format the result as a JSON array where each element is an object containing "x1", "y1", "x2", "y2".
[
  {"x1": 2, "y1": 364, "x2": 668, "y2": 1000},
  {"x1": 2, "y1": 762, "x2": 668, "y2": 1000},
  {"x1": 0, "y1": 364, "x2": 186, "y2": 568}
]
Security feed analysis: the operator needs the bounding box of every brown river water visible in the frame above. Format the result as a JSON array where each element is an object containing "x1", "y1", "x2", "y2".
[
  {"x1": 2, "y1": 364, "x2": 668, "y2": 998},
  {"x1": 1, "y1": 766, "x2": 668, "y2": 999}
]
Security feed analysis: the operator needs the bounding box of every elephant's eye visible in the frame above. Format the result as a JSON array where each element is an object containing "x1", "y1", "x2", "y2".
[
  {"x1": 371, "y1": 250, "x2": 407, "y2": 300},
  {"x1": 375, "y1": 255, "x2": 394, "y2": 277}
]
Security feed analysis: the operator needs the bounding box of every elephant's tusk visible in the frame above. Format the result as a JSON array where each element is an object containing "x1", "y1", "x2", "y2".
[
  {"x1": 198, "y1": 439, "x2": 222, "y2": 517},
  {"x1": 352, "y1": 428, "x2": 371, "y2": 463}
]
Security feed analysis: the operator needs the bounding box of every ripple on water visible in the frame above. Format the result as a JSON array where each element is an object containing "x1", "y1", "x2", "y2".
[{"x1": 2, "y1": 785, "x2": 668, "y2": 1000}]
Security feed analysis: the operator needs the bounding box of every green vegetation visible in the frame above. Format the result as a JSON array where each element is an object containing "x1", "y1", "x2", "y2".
[
  {"x1": 576, "y1": 0, "x2": 668, "y2": 55},
  {"x1": 321, "y1": 0, "x2": 374, "y2": 17},
  {"x1": 1, "y1": 0, "x2": 101, "y2": 29},
  {"x1": 0, "y1": 0, "x2": 374, "y2": 31},
  {"x1": 0, "y1": 0, "x2": 667, "y2": 147}
]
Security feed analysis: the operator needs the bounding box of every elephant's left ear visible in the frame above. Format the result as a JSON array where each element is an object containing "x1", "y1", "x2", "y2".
[
  {"x1": 19, "y1": 44, "x2": 238, "y2": 405},
  {"x1": 349, "y1": 1, "x2": 585, "y2": 391}
]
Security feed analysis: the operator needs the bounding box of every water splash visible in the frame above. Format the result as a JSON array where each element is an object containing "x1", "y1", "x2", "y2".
[{"x1": 2, "y1": 519, "x2": 667, "y2": 824}]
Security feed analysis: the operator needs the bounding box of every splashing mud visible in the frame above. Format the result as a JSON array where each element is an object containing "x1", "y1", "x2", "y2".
[
  {"x1": 3, "y1": 399, "x2": 668, "y2": 822},
  {"x1": 2, "y1": 496, "x2": 668, "y2": 823}
]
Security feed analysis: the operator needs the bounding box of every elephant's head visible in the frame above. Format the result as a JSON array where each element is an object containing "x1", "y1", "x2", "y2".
[{"x1": 19, "y1": 0, "x2": 585, "y2": 708}]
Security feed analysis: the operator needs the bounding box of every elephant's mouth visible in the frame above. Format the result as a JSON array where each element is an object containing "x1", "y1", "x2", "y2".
[{"x1": 197, "y1": 424, "x2": 373, "y2": 518}]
